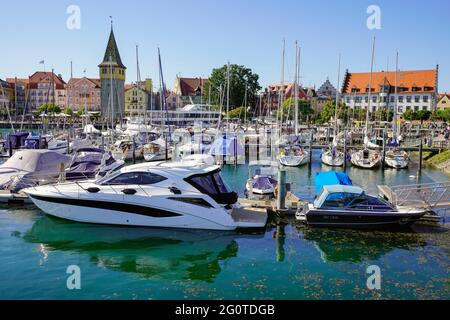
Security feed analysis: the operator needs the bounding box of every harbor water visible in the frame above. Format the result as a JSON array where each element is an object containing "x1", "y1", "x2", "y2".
[{"x1": 0, "y1": 150, "x2": 449, "y2": 299}]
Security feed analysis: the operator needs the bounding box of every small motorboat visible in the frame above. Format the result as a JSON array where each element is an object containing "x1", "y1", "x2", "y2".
[
  {"x1": 24, "y1": 161, "x2": 268, "y2": 231},
  {"x1": 278, "y1": 145, "x2": 310, "y2": 167},
  {"x1": 350, "y1": 148, "x2": 381, "y2": 169},
  {"x1": 111, "y1": 139, "x2": 144, "y2": 161},
  {"x1": 296, "y1": 184, "x2": 426, "y2": 228},
  {"x1": 0, "y1": 150, "x2": 70, "y2": 204},
  {"x1": 385, "y1": 149, "x2": 409, "y2": 169},
  {"x1": 245, "y1": 160, "x2": 278, "y2": 198},
  {"x1": 65, "y1": 147, "x2": 125, "y2": 180},
  {"x1": 1, "y1": 132, "x2": 29, "y2": 156},
  {"x1": 143, "y1": 138, "x2": 172, "y2": 162}
]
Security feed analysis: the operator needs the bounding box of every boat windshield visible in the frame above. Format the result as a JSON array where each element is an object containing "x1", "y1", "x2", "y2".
[
  {"x1": 322, "y1": 192, "x2": 362, "y2": 208},
  {"x1": 186, "y1": 170, "x2": 230, "y2": 195},
  {"x1": 321, "y1": 192, "x2": 394, "y2": 211}
]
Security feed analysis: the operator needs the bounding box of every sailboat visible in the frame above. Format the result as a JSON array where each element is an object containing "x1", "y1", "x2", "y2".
[
  {"x1": 322, "y1": 54, "x2": 345, "y2": 167},
  {"x1": 385, "y1": 52, "x2": 409, "y2": 169},
  {"x1": 278, "y1": 41, "x2": 310, "y2": 167},
  {"x1": 351, "y1": 37, "x2": 381, "y2": 169}
]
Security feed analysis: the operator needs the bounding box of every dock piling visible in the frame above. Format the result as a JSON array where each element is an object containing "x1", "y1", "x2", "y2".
[
  {"x1": 132, "y1": 136, "x2": 136, "y2": 164},
  {"x1": 276, "y1": 169, "x2": 286, "y2": 211},
  {"x1": 343, "y1": 128, "x2": 347, "y2": 172}
]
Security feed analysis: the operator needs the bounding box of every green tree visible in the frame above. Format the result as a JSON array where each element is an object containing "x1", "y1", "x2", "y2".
[
  {"x1": 203, "y1": 64, "x2": 261, "y2": 109},
  {"x1": 226, "y1": 106, "x2": 246, "y2": 121},
  {"x1": 65, "y1": 107, "x2": 73, "y2": 116},
  {"x1": 416, "y1": 110, "x2": 431, "y2": 121},
  {"x1": 431, "y1": 109, "x2": 450, "y2": 122},
  {"x1": 279, "y1": 98, "x2": 313, "y2": 122},
  {"x1": 38, "y1": 103, "x2": 61, "y2": 115},
  {"x1": 317, "y1": 100, "x2": 347, "y2": 124},
  {"x1": 374, "y1": 107, "x2": 393, "y2": 122},
  {"x1": 402, "y1": 109, "x2": 414, "y2": 121}
]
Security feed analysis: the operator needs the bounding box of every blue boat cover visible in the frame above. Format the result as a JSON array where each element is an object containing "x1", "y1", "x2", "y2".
[{"x1": 314, "y1": 172, "x2": 353, "y2": 194}]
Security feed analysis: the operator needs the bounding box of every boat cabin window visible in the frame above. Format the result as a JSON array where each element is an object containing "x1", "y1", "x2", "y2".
[
  {"x1": 102, "y1": 172, "x2": 167, "y2": 185},
  {"x1": 322, "y1": 192, "x2": 362, "y2": 208},
  {"x1": 186, "y1": 170, "x2": 230, "y2": 195}
]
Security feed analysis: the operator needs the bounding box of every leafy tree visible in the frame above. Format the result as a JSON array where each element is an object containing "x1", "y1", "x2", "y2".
[
  {"x1": 416, "y1": 110, "x2": 431, "y2": 121},
  {"x1": 317, "y1": 100, "x2": 348, "y2": 124},
  {"x1": 374, "y1": 107, "x2": 393, "y2": 122},
  {"x1": 430, "y1": 109, "x2": 450, "y2": 122},
  {"x1": 279, "y1": 98, "x2": 313, "y2": 122},
  {"x1": 402, "y1": 109, "x2": 414, "y2": 121},
  {"x1": 65, "y1": 107, "x2": 73, "y2": 116},
  {"x1": 203, "y1": 64, "x2": 261, "y2": 109},
  {"x1": 38, "y1": 103, "x2": 61, "y2": 114},
  {"x1": 226, "y1": 106, "x2": 246, "y2": 121}
]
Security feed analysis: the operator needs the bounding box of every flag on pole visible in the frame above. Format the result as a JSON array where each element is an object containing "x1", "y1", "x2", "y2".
[{"x1": 39, "y1": 60, "x2": 45, "y2": 64}]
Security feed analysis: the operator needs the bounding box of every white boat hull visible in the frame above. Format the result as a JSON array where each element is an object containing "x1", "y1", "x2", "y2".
[
  {"x1": 279, "y1": 152, "x2": 310, "y2": 167},
  {"x1": 28, "y1": 194, "x2": 238, "y2": 231},
  {"x1": 385, "y1": 154, "x2": 409, "y2": 169},
  {"x1": 321, "y1": 151, "x2": 345, "y2": 167},
  {"x1": 350, "y1": 150, "x2": 381, "y2": 169}
]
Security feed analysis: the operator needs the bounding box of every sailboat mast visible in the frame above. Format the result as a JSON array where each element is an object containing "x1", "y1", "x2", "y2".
[
  {"x1": 394, "y1": 52, "x2": 399, "y2": 140},
  {"x1": 109, "y1": 55, "x2": 114, "y2": 130},
  {"x1": 334, "y1": 53, "x2": 341, "y2": 136},
  {"x1": 226, "y1": 61, "x2": 230, "y2": 132},
  {"x1": 294, "y1": 42, "x2": 299, "y2": 135},
  {"x1": 365, "y1": 37, "x2": 376, "y2": 137}
]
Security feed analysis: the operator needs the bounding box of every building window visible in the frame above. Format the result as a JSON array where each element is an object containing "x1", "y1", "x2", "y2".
[
  {"x1": 423, "y1": 96, "x2": 429, "y2": 102},
  {"x1": 398, "y1": 96, "x2": 404, "y2": 103},
  {"x1": 422, "y1": 106, "x2": 427, "y2": 110},
  {"x1": 390, "y1": 96, "x2": 394, "y2": 103},
  {"x1": 414, "y1": 106, "x2": 419, "y2": 112},
  {"x1": 415, "y1": 96, "x2": 420, "y2": 102},
  {"x1": 372, "y1": 96, "x2": 377, "y2": 103},
  {"x1": 406, "y1": 96, "x2": 412, "y2": 103}
]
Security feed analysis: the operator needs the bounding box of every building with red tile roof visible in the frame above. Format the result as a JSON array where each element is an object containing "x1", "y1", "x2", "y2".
[
  {"x1": 67, "y1": 77, "x2": 101, "y2": 112},
  {"x1": 28, "y1": 71, "x2": 67, "y2": 110},
  {"x1": 341, "y1": 67, "x2": 439, "y2": 114}
]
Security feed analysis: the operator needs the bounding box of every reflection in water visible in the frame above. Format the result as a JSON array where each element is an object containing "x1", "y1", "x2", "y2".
[
  {"x1": 299, "y1": 226, "x2": 427, "y2": 263},
  {"x1": 24, "y1": 216, "x2": 264, "y2": 283}
]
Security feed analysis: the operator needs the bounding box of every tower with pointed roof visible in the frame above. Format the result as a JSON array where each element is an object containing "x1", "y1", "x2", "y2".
[{"x1": 99, "y1": 22, "x2": 126, "y2": 120}]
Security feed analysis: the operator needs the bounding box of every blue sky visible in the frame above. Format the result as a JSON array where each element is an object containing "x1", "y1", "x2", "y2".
[{"x1": 1, "y1": 0, "x2": 449, "y2": 92}]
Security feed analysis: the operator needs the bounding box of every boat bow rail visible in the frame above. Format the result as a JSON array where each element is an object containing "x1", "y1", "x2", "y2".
[{"x1": 378, "y1": 181, "x2": 450, "y2": 209}]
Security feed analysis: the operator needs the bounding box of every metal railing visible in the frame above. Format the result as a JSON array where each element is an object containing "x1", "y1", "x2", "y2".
[{"x1": 386, "y1": 181, "x2": 450, "y2": 209}]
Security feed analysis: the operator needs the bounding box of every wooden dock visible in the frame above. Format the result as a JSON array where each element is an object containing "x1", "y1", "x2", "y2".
[{"x1": 239, "y1": 191, "x2": 306, "y2": 215}]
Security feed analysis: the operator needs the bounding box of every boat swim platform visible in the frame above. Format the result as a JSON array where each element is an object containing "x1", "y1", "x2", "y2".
[{"x1": 231, "y1": 206, "x2": 268, "y2": 228}]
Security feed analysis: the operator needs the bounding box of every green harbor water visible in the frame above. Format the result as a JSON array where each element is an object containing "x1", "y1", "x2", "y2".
[{"x1": 0, "y1": 150, "x2": 449, "y2": 299}]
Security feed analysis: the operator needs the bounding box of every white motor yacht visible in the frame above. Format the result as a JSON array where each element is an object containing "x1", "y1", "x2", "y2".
[{"x1": 24, "y1": 161, "x2": 267, "y2": 231}]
